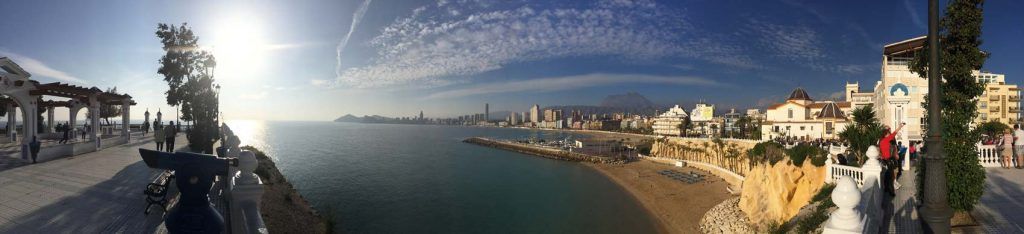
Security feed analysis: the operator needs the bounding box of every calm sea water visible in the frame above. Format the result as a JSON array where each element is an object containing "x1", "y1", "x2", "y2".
[{"x1": 227, "y1": 121, "x2": 659, "y2": 233}]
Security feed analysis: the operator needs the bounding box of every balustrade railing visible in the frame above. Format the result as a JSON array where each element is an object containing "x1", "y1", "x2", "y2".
[
  {"x1": 824, "y1": 146, "x2": 884, "y2": 234},
  {"x1": 976, "y1": 144, "x2": 1019, "y2": 168},
  {"x1": 221, "y1": 124, "x2": 269, "y2": 234}
]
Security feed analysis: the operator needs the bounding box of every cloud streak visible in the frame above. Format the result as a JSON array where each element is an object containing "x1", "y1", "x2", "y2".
[
  {"x1": 334, "y1": 0, "x2": 753, "y2": 88},
  {"x1": 0, "y1": 49, "x2": 87, "y2": 84},
  {"x1": 334, "y1": 0, "x2": 373, "y2": 76},
  {"x1": 425, "y1": 73, "x2": 723, "y2": 99}
]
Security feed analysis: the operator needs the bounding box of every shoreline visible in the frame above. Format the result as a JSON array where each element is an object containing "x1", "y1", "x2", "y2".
[{"x1": 583, "y1": 160, "x2": 734, "y2": 234}]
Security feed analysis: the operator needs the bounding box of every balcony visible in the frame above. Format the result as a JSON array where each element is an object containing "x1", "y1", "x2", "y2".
[
  {"x1": 1011, "y1": 96, "x2": 1021, "y2": 102},
  {"x1": 990, "y1": 95, "x2": 1000, "y2": 101},
  {"x1": 1011, "y1": 107, "x2": 1020, "y2": 113},
  {"x1": 991, "y1": 106, "x2": 1000, "y2": 112}
]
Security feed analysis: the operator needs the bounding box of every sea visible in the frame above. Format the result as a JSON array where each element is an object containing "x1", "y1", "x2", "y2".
[{"x1": 226, "y1": 121, "x2": 660, "y2": 233}]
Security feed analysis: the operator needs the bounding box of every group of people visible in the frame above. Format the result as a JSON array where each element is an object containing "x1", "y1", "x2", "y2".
[
  {"x1": 152, "y1": 121, "x2": 179, "y2": 152},
  {"x1": 54, "y1": 122, "x2": 90, "y2": 144},
  {"x1": 995, "y1": 124, "x2": 1024, "y2": 169}
]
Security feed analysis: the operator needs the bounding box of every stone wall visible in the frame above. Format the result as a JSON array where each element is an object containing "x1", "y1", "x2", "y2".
[
  {"x1": 648, "y1": 137, "x2": 755, "y2": 176},
  {"x1": 738, "y1": 158, "x2": 826, "y2": 227}
]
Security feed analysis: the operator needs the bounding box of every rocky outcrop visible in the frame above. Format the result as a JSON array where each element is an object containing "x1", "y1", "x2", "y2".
[
  {"x1": 738, "y1": 158, "x2": 826, "y2": 227},
  {"x1": 243, "y1": 146, "x2": 329, "y2": 234},
  {"x1": 700, "y1": 197, "x2": 754, "y2": 234}
]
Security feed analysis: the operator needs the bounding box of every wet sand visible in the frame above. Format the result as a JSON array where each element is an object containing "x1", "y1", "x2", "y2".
[{"x1": 585, "y1": 160, "x2": 734, "y2": 234}]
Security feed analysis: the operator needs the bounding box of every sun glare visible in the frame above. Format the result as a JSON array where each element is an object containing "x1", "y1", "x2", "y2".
[{"x1": 211, "y1": 15, "x2": 268, "y2": 84}]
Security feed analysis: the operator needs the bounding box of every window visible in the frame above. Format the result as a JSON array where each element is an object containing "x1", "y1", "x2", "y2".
[
  {"x1": 788, "y1": 108, "x2": 793, "y2": 119},
  {"x1": 800, "y1": 126, "x2": 805, "y2": 131},
  {"x1": 826, "y1": 122, "x2": 834, "y2": 134}
]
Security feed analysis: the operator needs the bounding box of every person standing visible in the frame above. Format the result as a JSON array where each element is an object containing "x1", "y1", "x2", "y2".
[
  {"x1": 879, "y1": 122, "x2": 905, "y2": 196},
  {"x1": 1014, "y1": 124, "x2": 1024, "y2": 169},
  {"x1": 1001, "y1": 128, "x2": 1015, "y2": 169},
  {"x1": 908, "y1": 141, "x2": 917, "y2": 163},
  {"x1": 165, "y1": 121, "x2": 176, "y2": 152},
  {"x1": 154, "y1": 125, "x2": 165, "y2": 151}
]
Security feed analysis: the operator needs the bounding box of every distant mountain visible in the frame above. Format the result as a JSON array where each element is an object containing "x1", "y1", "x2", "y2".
[
  {"x1": 600, "y1": 92, "x2": 654, "y2": 109},
  {"x1": 334, "y1": 114, "x2": 362, "y2": 122}
]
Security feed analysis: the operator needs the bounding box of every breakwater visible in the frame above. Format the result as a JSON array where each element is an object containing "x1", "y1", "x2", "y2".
[{"x1": 463, "y1": 137, "x2": 619, "y2": 163}]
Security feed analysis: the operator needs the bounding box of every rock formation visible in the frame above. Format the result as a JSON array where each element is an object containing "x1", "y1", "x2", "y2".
[{"x1": 738, "y1": 158, "x2": 826, "y2": 227}]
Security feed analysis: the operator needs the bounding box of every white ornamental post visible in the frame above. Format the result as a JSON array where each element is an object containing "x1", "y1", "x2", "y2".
[
  {"x1": 230, "y1": 144, "x2": 266, "y2": 233},
  {"x1": 861, "y1": 146, "x2": 884, "y2": 187},
  {"x1": 825, "y1": 150, "x2": 834, "y2": 183},
  {"x1": 824, "y1": 176, "x2": 865, "y2": 234}
]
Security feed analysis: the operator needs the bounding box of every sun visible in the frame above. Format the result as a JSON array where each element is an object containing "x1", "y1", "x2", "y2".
[{"x1": 211, "y1": 15, "x2": 269, "y2": 84}]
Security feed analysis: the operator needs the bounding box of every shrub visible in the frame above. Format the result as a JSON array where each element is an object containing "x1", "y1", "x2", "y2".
[
  {"x1": 747, "y1": 141, "x2": 786, "y2": 166},
  {"x1": 786, "y1": 144, "x2": 826, "y2": 167}
]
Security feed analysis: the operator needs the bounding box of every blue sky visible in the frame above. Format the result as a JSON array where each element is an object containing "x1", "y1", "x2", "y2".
[{"x1": 1, "y1": 0, "x2": 1022, "y2": 121}]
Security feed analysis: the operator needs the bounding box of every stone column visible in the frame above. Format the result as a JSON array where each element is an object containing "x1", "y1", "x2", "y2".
[
  {"x1": 121, "y1": 99, "x2": 130, "y2": 142},
  {"x1": 6, "y1": 102, "x2": 13, "y2": 141},
  {"x1": 46, "y1": 106, "x2": 54, "y2": 134},
  {"x1": 69, "y1": 107, "x2": 79, "y2": 131},
  {"x1": 88, "y1": 95, "x2": 101, "y2": 148}
]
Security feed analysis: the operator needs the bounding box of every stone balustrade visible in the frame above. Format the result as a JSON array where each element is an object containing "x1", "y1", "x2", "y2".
[
  {"x1": 824, "y1": 146, "x2": 884, "y2": 234},
  {"x1": 222, "y1": 124, "x2": 269, "y2": 234},
  {"x1": 977, "y1": 144, "x2": 1018, "y2": 168}
]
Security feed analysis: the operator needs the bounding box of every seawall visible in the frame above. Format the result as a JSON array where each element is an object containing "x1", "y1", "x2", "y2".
[{"x1": 463, "y1": 137, "x2": 618, "y2": 163}]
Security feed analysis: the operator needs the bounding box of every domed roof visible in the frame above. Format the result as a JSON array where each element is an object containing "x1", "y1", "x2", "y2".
[
  {"x1": 816, "y1": 102, "x2": 846, "y2": 119},
  {"x1": 788, "y1": 87, "x2": 813, "y2": 101}
]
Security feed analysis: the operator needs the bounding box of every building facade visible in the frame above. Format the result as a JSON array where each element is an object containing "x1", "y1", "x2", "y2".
[
  {"x1": 530, "y1": 104, "x2": 540, "y2": 123},
  {"x1": 976, "y1": 72, "x2": 1021, "y2": 125},
  {"x1": 761, "y1": 88, "x2": 851, "y2": 140},
  {"x1": 653, "y1": 105, "x2": 689, "y2": 136}
]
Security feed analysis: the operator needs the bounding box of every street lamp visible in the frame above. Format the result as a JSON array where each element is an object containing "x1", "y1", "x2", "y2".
[{"x1": 921, "y1": 0, "x2": 953, "y2": 232}]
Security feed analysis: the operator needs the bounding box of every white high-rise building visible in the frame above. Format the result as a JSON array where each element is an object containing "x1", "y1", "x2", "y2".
[
  {"x1": 653, "y1": 105, "x2": 689, "y2": 136},
  {"x1": 530, "y1": 104, "x2": 540, "y2": 123}
]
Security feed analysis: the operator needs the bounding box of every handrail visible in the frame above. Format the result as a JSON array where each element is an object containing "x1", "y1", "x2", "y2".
[
  {"x1": 824, "y1": 145, "x2": 884, "y2": 234},
  {"x1": 222, "y1": 124, "x2": 269, "y2": 234}
]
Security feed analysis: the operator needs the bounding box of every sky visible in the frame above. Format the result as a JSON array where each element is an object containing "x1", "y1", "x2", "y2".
[{"x1": 1, "y1": 0, "x2": 1023, "y2": 121}]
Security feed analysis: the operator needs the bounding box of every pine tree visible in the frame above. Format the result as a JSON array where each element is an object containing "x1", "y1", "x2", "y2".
[{"x1": 909, "y1": 0, "x2": 987, "y2": 212}]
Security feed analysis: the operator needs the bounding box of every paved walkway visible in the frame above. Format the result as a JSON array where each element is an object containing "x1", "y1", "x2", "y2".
[
  {"x1": 969, "y1": 168, "x2": 1024, "y2": 233},
  {"x1": 0, "y1": 135, "x2": 188, "y2": 233},
  {"x1": 881, "y1": 164, "x2": 922, "y2": 234}
]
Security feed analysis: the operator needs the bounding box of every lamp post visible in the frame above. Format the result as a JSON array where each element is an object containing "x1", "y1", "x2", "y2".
[{"x1": 921, "y1": 0, "x2": 953, "y2": 232}]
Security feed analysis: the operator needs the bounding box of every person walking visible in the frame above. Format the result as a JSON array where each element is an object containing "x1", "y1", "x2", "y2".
[
  {"x1": 908, "y1": 141, "x2": 918, "y2": 163},
  {"x1": 879, "y1": 122, "x2": 905, "y2": 196},
  {"x1": 165, "y1": 121, "x2": 176, "y2": 152},
  {"x1": 154, "y1": 125, "x2": 165, "y2": 151},
  {"x1": 1001, "y1": 128, "x2": 1015, "y2": 169},
  {"x1": 1014, "y1": 124, "x2": 1024, "y2": 169}
]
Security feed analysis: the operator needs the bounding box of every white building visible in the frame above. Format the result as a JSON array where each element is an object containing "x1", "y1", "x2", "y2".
[
  {"x1": 529, "y1": 104, "x2": 540, "y2": 123},
  {"x1": 761, "y1": 88, "x2": 851, "y2": 141},
  {"x1": 653, "y1": 105, "x2": 689, "y2": 136}
]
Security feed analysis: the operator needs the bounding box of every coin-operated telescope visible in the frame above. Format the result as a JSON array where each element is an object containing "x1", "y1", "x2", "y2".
[{"x1": 139, "y1": 149, "x2": 238, "y2": 233}]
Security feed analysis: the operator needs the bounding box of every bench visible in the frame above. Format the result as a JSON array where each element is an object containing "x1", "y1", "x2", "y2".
[{"x1": 143, "y1": 170, "x2": 175, "y2": 214}]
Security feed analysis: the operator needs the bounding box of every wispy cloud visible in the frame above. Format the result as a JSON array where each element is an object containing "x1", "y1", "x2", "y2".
[
  {"x1": 0, "y1": 49, "x2": 87, "y2": 84},
  {"x1": 425, "y1": 73, "x2": 723, "y2": 99},
  {"x1": 902, "y1": 0, "x2": 926, "y2": 29},
  {"x1": 334, "y1": 0, "x2": 373, "y2": 76},
  {"x1": 745, "y1": 19, "x2": 867, "y2": 75},
  {"x1": 333, "y1": 0, "x2": 754, "y2": 88}
]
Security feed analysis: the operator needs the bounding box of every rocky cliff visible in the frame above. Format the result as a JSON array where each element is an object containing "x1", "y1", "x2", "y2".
[{"x1": 738, "y1": 158, "x2": 826, "y2": 227}]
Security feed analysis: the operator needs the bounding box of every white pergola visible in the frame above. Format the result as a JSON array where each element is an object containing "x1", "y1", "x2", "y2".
[{"x1": 0, "y1": 57, "x2": 135, "y2": 154}]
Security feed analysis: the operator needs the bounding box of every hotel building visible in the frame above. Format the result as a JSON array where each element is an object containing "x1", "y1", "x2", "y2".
[{"x1": 652, "y1": 105, "x2": 689, "y2": 136}]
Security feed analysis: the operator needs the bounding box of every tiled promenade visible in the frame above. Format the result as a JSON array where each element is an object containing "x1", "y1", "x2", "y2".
[
  {"x1": 0, "y1": 135, "x2": 187, "y2": 233},
  {"x1": 969, "y1": 168, "x2": 1024, "y2": 233}
]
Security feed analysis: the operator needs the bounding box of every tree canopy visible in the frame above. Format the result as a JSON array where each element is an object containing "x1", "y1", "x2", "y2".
[
  {"x1": 909, "y1": 0, "x2": 987, "y2": 212},
  {"x1": 156, "y1": 23, "x2": 220, "y2": 153}
]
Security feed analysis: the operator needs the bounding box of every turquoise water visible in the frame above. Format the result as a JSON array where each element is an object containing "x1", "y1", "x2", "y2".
[{"x1": 228, "y1": 121, "x2": 659, "y2": 233}]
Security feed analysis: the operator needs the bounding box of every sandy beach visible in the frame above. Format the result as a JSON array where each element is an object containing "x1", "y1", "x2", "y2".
[{"x1": 585, "y1": 160, "x2": 734, "y2": 234}]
